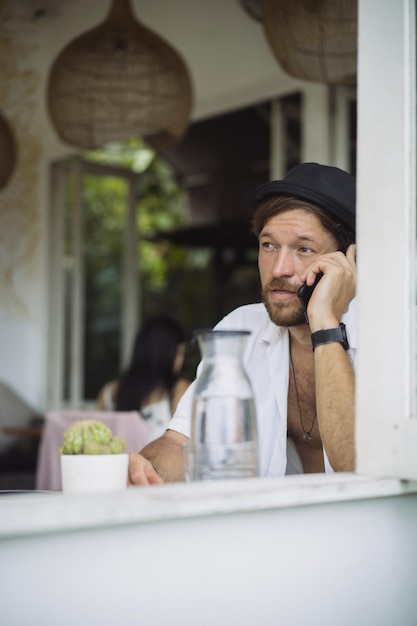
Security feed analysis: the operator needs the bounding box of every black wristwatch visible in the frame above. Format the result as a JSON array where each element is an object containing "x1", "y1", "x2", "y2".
[{"x1": 310, "y1": 323, "x2": 350, "y2": 352}]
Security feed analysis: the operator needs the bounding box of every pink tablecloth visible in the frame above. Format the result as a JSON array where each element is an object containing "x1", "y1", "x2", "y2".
[{"x1": 36, "y1": 410, "x2": 150, "y2": 491}]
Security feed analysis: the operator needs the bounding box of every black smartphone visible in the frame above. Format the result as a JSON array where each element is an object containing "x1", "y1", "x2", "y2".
[{"x1": 297, "y1": 271, "x2": 323, "y2": 321}]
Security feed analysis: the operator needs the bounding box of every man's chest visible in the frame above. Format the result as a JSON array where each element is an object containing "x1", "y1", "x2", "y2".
[
  {"x1": 286, "y1": 352, "x2": 324, "y2": 472},
  {"x1": 287, "y1": 360, "x2": 318, "y2": 444}
]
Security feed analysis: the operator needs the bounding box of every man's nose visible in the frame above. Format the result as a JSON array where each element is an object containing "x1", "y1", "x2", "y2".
[{"x1": 271, "y1": 247, "x2": 295, "y2": 278}]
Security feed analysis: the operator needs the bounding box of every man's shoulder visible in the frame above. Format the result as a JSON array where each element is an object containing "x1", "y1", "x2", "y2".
[{"x1": 214, "y1": 303, "x2": 270, "y2": 331}]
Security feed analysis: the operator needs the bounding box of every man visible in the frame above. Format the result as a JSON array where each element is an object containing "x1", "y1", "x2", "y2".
[{"x1": 128, "y1": 162, "x2": 357, "y2": 484}]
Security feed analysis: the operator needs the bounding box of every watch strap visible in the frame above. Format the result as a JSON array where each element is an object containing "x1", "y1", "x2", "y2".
[{"x1": 311, "y1": 323, "x2": 349, "y2": 351}]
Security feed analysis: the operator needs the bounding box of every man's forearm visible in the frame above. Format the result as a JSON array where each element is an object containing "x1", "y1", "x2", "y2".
[
  {"x1": 140, "y1": 430, "x2": 188, "y2": 482},
  {"x1": 314, "y1": 343, "x2": 355, "y2": 472}
]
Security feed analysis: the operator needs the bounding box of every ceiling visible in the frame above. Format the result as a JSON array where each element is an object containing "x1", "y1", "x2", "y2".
[{"x1": 5, "y1": 0, "x2": 76, "y2": 20}]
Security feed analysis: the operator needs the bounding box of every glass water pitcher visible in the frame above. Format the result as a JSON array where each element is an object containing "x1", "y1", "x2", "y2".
[{"x1": 189, "y1": 329, "x2": 259, "y2": 480}]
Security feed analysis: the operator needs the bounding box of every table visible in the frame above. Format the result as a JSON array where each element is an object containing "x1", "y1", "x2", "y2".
[
  {"x1": 35, "y1": 410, "x2": 151, "y2": 490},
  {"x1": 2, "y1": 426, "x2": 43, "y2": 439}
]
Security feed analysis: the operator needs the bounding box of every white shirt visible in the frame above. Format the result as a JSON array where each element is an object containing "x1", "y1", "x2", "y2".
[
  {"x1": 169, "y1": 299, "x2": 357, "y2": 476},
  {"x1": 141, "y1": 398, "x2": 172, "y2": 442}
]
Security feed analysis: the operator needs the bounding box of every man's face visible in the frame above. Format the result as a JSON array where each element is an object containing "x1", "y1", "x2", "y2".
[{"x1": 258, "y1": 208, "x2": 338, "y2": 327}]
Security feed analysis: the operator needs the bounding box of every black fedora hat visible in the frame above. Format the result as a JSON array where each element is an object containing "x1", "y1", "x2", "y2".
[{"x1": 253, "y1": 162, "x2": 356, "y2": 235}]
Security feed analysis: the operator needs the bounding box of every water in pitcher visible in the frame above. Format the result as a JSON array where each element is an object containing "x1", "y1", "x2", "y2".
[
  {"x1": 191, "y1": 396, "x2": 258, "y2": 480},
  {"x1": 189, "y1": 330, "x2": 259, "y2": 481}
]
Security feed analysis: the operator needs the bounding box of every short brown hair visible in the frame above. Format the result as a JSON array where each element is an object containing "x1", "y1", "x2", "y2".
[{"x1": 252, "y1": 195, "x2": 355, "y2": 252}]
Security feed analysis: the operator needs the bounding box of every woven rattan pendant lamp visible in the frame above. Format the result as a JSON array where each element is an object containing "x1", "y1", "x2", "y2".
[
  {"x1": 262, "y1": 0, "x2": 357, "y2": 85},
  {"x1": 47, "y1": 0, "x2": 193, "y2": 151},
  {"x1": 0, "y1": 111, "x2": 17, "y2": 189}
]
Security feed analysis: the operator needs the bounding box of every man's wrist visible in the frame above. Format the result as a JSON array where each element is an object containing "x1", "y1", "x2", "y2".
[{"x1": 310, "y1": 323, "x2": 350, "y2": 351}]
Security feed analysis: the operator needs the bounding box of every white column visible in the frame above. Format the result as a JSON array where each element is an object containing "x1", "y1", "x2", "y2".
[
  {"x1": 356, "y1": 0, "x2": 417, "y2": 478},
  {"x1": 332, "y1": 86, "x2": 356, "y2": 173},
  {"x1": 70, "y1": 158, "x2": 85, "y2": 406},
  {"x1": 302, "y1": 84, "x2": 331, "y2": 164},
  {"x1": 270, "y1": 99, "x2": 285, "y2": 179},
  {"x1": 122, "y1": 174, "x2": 140, "y2": 368}
]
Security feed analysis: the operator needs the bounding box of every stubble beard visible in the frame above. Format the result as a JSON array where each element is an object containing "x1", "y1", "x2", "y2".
[{"x1": 261, "y1": 278, "x2": 307, "y2": 328}]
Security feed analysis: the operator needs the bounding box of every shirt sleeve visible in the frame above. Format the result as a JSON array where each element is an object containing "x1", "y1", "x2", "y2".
[{"x1": 167, "y1": 378, "x2": 196, "y2": 438}]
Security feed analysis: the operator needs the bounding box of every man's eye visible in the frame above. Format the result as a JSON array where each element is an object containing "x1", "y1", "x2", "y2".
[
  {"x1": 261, "y1": 241, "x2": 276, "y2": 250},
  {"x1": 299, "y1": 246, "x2": 314, "y2": 254}
]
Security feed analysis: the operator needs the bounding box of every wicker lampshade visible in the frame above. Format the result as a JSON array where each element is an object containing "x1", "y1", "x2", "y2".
[
  {"x1": 0, "y1": 111, "x2": 17, "y2": 189},
  {"x1": 47, "y1": 0, "x2": 193, "y2": 151},
  {"x1": 239, "y1": 0, "x2": 263, "y2": 22},
  {"x1": 262, "y1": 0, "x2": 357, "y2": 85}
]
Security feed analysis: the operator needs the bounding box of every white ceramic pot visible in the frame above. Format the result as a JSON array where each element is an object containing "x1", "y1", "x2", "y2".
[{"x1": 60, "y1": 453, "x2": 128, "y2": 495}]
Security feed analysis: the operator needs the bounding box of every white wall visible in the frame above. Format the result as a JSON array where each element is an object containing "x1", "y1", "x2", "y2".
[
  {"x1": 1, "y1": 480, "x2": 417, "y2": 626},
  {"x1": 0, "y1": 12, "x2": 48, "y2": 410}
]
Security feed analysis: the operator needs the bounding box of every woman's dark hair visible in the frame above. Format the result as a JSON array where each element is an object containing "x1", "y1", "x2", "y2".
[
  {"x1": 252, "y1": 196, "x2": 355, "y2": 252},
  {"x1": 115, "y1": 315, "x2": 184, "y2": 412}
]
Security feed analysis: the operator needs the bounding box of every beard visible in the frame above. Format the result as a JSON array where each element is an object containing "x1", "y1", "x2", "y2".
[{"x1": 261, "y1": 278, "x2": 307, "y2": 327}]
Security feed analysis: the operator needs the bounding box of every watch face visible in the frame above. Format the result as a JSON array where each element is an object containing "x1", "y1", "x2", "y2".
[{"x1": 340, "y1": 323, "x2": 350, "y2": 350}]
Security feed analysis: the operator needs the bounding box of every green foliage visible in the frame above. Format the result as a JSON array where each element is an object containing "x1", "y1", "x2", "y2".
[
  {"x1": 60, "y1": 419, "x2": 126, "y2": 455},
  {"x1": 84, "y1": 138, "x2": 188, "y2": 294},
  {"x1": 79, "y1": 139, "x2": 217, "y2": 397}
]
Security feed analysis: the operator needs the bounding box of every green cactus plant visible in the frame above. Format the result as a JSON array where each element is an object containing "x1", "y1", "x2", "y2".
[{"x1": 60, "y1": 419, "x2": 126, "y2": 455}]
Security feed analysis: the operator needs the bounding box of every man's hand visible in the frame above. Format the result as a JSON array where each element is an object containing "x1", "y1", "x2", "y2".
[
  {"x1": 127, "y1": 430, "x2": 189, "y2": 485},
  {"x1": 305, "y1": 244, "x2": 356, "y2": 332},
  {"x1": 128, "y1": 452, "x2": 164, "y2": 485}
]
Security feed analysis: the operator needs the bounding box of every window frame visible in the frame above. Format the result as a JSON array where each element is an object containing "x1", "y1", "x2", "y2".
[
  {"x1": 47, "y1": 157, "x2": 140, "y2": 409},
  {"x1": 46, "y1": 1, "x2": 417, "y2": 480}
]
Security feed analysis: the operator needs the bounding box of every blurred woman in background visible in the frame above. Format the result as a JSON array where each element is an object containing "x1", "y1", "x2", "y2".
[{"x1": 97, "y1": 315, "x2": 185, "y2": 440}]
